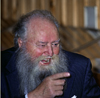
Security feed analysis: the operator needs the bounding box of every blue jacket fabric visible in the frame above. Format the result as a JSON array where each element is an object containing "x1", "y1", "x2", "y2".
[{"x1": 1, "y1": 47, "x2": 100, "y2": 98}]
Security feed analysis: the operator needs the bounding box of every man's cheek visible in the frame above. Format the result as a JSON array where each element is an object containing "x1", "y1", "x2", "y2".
[
  {"x1": 26, "y1": 45, "x2": 37, "y2": 57},
  {"x1": 34, "y1": 49, "x2": 44, "y2": 57},
  {"x1": 54, "y1": 48, "x2": 60, "y2": 55}
]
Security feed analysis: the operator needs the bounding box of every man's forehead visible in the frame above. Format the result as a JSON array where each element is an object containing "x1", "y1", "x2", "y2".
[
  {"x1": 27, "y1": 19, "x2": 58, "y2": 35},
  {"x1": 27, "y1": 17, "x2": 57, "y2": 30},
  {"x1": 27, "y1": 17, "x2": 51, "y2": 26}
]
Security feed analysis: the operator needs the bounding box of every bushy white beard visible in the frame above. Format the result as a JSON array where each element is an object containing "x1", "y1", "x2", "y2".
[{"x1": 16, "y1": 47, "x2": 68, "y2": 95}]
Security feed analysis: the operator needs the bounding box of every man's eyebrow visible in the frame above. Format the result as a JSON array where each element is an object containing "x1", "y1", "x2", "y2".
[
  {"x1": 52, "y1": 39, "x2": 60, "y2": 43},
  {"x1": 37, "y1": 39, "x2": 60, "y2": 44},
  {"x1": 37, "y1": 41, "x2": 47, "y2": 44}
]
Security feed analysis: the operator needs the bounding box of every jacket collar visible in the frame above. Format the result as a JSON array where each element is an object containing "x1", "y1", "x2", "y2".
[
  {"x1": 5, "y1": 50, "x2": 21, "y2": 97},
  {"x1": 6, "y1": 51, "x2": 17, "y2": 73}
]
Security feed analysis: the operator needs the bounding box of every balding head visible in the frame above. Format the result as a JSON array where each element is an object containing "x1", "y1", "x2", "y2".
[{"x1": 13, "y1": 10, "x2": 59, "y2": 48}]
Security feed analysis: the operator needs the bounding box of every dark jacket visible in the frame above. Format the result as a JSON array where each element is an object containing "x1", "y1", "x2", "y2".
[{"x1": 1, "y1": 47, "x2": 100, "y2": 98}]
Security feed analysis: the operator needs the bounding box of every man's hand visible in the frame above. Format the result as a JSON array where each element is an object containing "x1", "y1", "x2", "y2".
[{"x1": 28, "y1": 72, "x2": 70, "y2": 98}]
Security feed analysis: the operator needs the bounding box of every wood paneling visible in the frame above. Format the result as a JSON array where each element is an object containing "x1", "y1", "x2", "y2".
[
  {"x1": 1, "y1": 0, "x2": 100, "y2": 28},
  {"x1": 96, "y1": 0, "x2": 100, "y2": 29},
  {"x1": 84, "y1": 0, "x2": 97, "y2": 6}
]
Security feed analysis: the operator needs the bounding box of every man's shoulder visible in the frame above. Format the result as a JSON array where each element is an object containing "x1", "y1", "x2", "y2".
[
  {"x1": 63, "y1": 50, "x2": 88, "y2": 59},
  {"x1": 2, "y1": 47, "x2": 16, "y2": 54},
  {"x1": 1, "y1": 47, "x2": 17, "y2": 68},
  {"x1": 63, "y1": 50, "x2": 91, "y2": 76},
  {"x1": 63, "y1": 50, "x2": 90, "y2": 65}
]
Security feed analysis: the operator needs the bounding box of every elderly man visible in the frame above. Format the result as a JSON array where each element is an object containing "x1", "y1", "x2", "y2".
[{"x1": 1, "y1": 10, "x2": 100, "y2": 98}]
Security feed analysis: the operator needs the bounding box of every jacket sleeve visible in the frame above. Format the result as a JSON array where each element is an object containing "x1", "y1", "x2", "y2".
[{"x1": 82, "y1": 59, "x2": 100, "y2": 98}]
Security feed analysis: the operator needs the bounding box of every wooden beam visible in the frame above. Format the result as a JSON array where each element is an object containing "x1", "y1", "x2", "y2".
[
  {"x1": 87, "y1": 46, "x2": 100, "y2": 58},
  {"x1": 72, "y1": 37, "x2": 100, "y2": 52},
  {"x1": 1, "y1": 24, "x2": 14, "y2": 33},
  {"x1": 60, "y1": 26, "x2": 81, "y2": 49},
  {"x1": 77, "y1": 28, "x2": 93, "y2": 42},
  {"x1": 79, "y1": 49, "x2": 95, "y2": 59}
]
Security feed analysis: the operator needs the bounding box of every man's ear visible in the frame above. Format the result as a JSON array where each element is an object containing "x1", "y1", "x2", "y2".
[{"x1": 18, "y1": 38, "x2": 23, "y2": 48}]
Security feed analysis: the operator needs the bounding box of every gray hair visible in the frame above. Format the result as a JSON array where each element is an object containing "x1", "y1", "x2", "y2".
[{"x1": 13, "y1": 10, "x2": 59, "y2": 48}]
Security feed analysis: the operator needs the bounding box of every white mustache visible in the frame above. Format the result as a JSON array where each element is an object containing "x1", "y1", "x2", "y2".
[{"x1": 39, "y1": 55, "x2": 58, "y2": 61}]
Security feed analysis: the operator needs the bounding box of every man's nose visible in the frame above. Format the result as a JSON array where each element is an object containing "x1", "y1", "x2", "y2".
[{"x1": 47, "y1": 45, "x2": 53, "y2": 56}]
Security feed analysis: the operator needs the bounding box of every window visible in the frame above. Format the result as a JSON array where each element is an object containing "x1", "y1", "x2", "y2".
[{"x1": 84, "y1": 7, "x2": 98, "y2": 29}]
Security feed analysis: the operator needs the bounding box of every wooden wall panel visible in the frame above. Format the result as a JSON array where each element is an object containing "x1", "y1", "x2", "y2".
[
  {"x1": 55, "y1": 0, "x2": 62, "y2": 24},
  {"x1": 1, "y1": 32, "x2": 14, "y2": 51},
  {"x1": 96, "y1": 0, "x2": 100, "y2": 29},
  {"x1": 67, "y1": 0, "x2": 73, "y2": 26},
  {"x1": 77, "y1": 0, "x2": 84, "y2": 27},
  {"x1": 1, "y1": 0, "x2": 100, "y2": 28},
  {"x1": 30, "y1": 0, "x2": 37, "y2": 11},
  {"x1": 73, "y1": 0, "x2": 78, "y2": 27},
  {"x1": 2, "y1": 0, "x2": 9, "y2": 19},
  {"x1": 61, "y1": 0, "x2": 67, "y2": 26},
  {"x1": 84, "y1": 0, "x2": 97, "y2": 6},
  {"x1": 11, "y1": 0, "x2": 18, "y2": 21}
]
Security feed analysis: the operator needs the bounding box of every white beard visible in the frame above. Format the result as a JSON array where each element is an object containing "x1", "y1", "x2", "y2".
[{"x1": 16, "y1": 47, "x2": 68, "y2": 95}]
